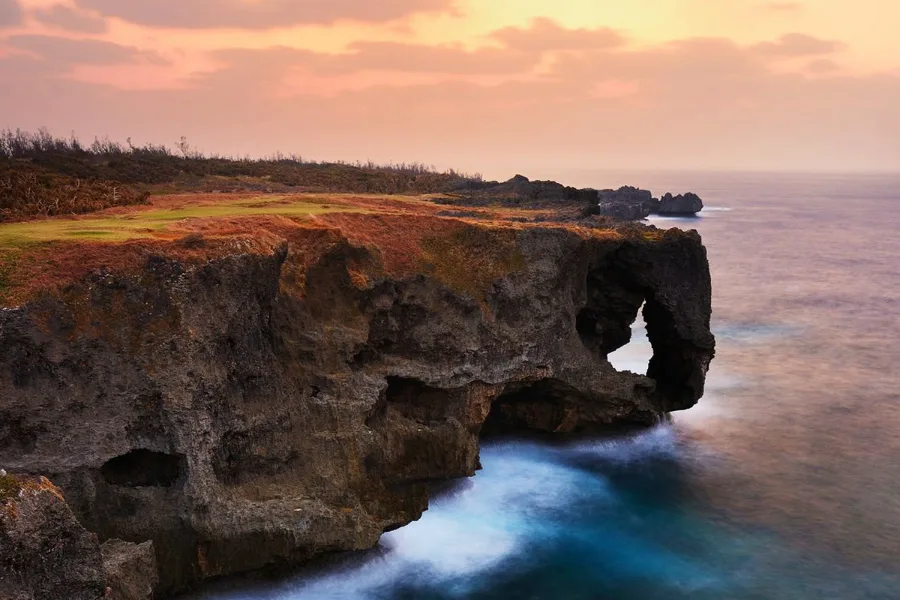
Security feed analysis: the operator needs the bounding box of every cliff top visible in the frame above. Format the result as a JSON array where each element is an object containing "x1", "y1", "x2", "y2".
[
  {"x1": 0, "y1": 191, "x2": 684, "y2": 308},
  {"x1": 0, "y1": 130, "x2": 699, "y2": 308}
]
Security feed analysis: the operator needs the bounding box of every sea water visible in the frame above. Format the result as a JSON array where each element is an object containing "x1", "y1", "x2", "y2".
[{"x1": 191, "y1": 171, "x2": 900, "y2": 600}]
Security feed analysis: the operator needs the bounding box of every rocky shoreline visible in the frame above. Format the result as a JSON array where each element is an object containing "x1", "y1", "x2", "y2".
[
  {"x1": 442, "y1": 175, "x2": 705, "y2": 221},
  {"x1": 0, "y1": 203, "x2": 714, "y2": 598}
]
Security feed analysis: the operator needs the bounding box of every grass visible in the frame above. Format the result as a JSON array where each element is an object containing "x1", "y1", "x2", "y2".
[{"x1": 0, "y1": 195, "x2": 360, "y2": 248}]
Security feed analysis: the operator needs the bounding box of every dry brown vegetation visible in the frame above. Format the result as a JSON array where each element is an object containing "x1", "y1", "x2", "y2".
[
  {"x1": 1, "y1": 129, "x2": 484, "y2": 221},
  {"x1": 1, "y1": 163, "x2": 149, "y2": 221}
]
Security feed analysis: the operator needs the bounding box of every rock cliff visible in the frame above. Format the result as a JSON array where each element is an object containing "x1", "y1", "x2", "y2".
[{"x1": 0, "y1": 211, "x2": 714, "y2": 596}]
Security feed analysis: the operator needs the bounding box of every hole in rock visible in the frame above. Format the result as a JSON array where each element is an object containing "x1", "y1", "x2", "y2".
[
  {"x1": 607, "y1": 303, "x2": 653, "y2": 375},
  {"x1": 101, "y1": 449, "x2": 185, "y2": 487},
  {"x1": 577, "y1": 268, "x2": 651, "y2": 374}
]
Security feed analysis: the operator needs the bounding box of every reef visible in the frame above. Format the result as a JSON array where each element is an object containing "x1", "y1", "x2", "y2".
[{"x1": 0, "y1": 197, "x2": 714, "y2": 597}]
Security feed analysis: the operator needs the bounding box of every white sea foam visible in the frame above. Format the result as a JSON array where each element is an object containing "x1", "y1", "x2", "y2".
[
  {"x1": 204, "y1": 442, "x2": 604, "y2": 599},
  {"x1": 561, "y1": 425, "x2": 679, "y2": 465}
]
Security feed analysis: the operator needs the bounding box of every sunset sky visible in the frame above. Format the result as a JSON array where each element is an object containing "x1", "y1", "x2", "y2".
[{"x1": 1, "y1": 0, "x2": 898, "y2": 175}]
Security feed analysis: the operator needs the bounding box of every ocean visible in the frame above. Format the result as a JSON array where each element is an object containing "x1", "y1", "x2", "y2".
[{"x1": 191, "y1": 171, "x2": 900, "y2": 600}]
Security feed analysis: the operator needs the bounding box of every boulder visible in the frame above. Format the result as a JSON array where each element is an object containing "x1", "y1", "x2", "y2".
[
  {"x1": 0, "y1": 474, "x2": 107, "y2": 600},
  {"x1": 102, "y1": 540, "x2": 158, "y2": 600}
]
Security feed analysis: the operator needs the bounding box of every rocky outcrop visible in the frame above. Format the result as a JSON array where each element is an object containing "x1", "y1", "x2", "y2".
[
  {"x1": 442, "y1": 175, "x2": 704, "y2": 221},
  {"x1": 0, "y1": 218, "x2": 714, "y2": 596},
  {"x1": 102, "y1": 539, "x2": 158, "y2": 600},
  {"x1": 653, "y1": 192, "x2": 704, "y2": 215},
  {"x1": 591, "y1": 187, "x2": 655, "y2": 220},
  {"x1": 0, "y1": 474, "x2": 107, "y2": 600},
  {"x1": 443, "y1": 174, "x2": 601, "y2": 207}
]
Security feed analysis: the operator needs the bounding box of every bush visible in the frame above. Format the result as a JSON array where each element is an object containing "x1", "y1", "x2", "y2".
[
  {"x1": 0, "y1": 128, "x2": 484, "y2": 208},
  {"x1": 0, "y1": 163, "x2": 148, "y2": 221}
]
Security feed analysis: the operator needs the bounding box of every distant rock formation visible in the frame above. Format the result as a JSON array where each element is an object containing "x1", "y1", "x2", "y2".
[
  {"x1": 592, "y1": 187, "x2": 655, "y2": 220},
  {"x1": 444, "y1": 175, "x2": 704, "y2": 220},
  {"x1": 653, "y1": 192, "x2": 704, "y2": 216},
  {"x1": 445, "y1": 174, "x2": 600, "y2": 206}
]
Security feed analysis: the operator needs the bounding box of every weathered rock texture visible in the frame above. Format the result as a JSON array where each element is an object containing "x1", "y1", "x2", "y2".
[
  {"x1": 0, "y1": 216, "x2": 714, "y2": 596},
  {"x1": 102, "y1": 539, "x2": 158, "y2": 600},
  {"x1": 0, "y1": 475, "x2": 107, "y2": 600}
]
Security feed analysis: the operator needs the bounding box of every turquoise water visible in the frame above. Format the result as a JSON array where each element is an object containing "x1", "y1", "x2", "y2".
[{"x1": 194, "y1": 172, "x2": 900, "y2": 600}]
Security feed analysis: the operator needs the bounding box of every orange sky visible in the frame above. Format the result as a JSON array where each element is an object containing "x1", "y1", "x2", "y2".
[{"x1": 1, "y1": 0, "x2": 898, "y2": 174}]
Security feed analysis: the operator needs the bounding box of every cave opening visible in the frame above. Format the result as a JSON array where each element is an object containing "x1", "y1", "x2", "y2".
[
  {"x1": 101, "y1": 449, "x2": 185, "y2": 488},
  {"x1": 481, "y1": 379, "x2": 589, "y2": 436}
]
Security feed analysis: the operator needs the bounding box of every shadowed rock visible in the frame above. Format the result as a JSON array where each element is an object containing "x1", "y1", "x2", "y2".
[
  {"x1": 0, "y1": 475, "x2": 106, "y2": 600},
  {"x1": 102, "y1": 539, "x2": 158, "y2": 600}
]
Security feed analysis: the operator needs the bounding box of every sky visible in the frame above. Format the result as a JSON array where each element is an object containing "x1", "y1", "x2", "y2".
[{"x1": 1, "y1": 0, "x2": 898, "y2": 175}]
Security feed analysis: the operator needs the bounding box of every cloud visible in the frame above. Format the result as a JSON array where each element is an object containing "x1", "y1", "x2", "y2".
[
  {"x1": 7, "y1": 35, "x2": 168, "y2": 68},
  {"x1": 198, "y1": 17, "x2": 625, "y2": 83},
  {"x1": 317, "y1": 42, "x2": 536, "y2": 75},
  {"x1": 0, "y1": 0, "x2": 22, "y2": 27},
  {"x1": 807, "y1": 58, "x2": 841, "y2": 74},
  {"x1": 0, "y1": 22, "x2": 897, "y2": 172},
  {"x1": 752, "y1": 33, "x2": 844, "y2": 57},
  {"x1": 33, "y1": 5, "x2": 107, "y2": 34},
  {"x1": 73, "y1": 0, "x2": 456, "y2": 29},
  {"x1": 491, "y1": 17, "x2": 626, "y2": 52},
  {"x1": 551, "y1": 37, "x2": 768, "y2": 86}
]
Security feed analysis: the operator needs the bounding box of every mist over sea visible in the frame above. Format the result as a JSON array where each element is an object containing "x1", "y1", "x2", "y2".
[{"x1": 190, "y1": 171, "x2": 900, "y2": 600}]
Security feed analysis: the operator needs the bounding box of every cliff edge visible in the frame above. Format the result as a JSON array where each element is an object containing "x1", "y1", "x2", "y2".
[{"x1": 0, "y1": 194, "x2": 714, "y2": 596}]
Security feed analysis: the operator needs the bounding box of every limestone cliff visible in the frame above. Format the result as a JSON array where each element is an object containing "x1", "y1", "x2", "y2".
[{"x1": 0, "y1": 212, "x2": 714, "y2": 596}]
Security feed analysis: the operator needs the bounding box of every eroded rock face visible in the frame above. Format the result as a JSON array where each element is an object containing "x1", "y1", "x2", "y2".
[
  {"x1": 0, "y1": 475, "x2": 107, "y2": 600},
  {"x1": 0, "y1": 221, "x2": 714, "y2": 595},
  {"x1": 102, "y1": 539, "x2": 158, "y2": 600}
]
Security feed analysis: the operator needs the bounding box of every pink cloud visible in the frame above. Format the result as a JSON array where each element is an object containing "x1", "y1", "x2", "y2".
[
  {"x1": 752, "y1": 33, "x2": 844, "y2": 57},
  {"x1": 491, "y1": 17, "x2": 626, "y2": 52},
  {"x1": 73, "y1": 0, "x2": 458, "y2": 29},
  {"x1": 33, "y1": 5, "x2": 107, "y2": 34},
  {"x1": 0, "y1": 20, "x2": 896, "y2": 172}
]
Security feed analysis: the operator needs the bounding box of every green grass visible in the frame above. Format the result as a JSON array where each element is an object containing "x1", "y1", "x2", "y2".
[{"x1": 0, "y1": 195, "x2": 361, "y2": 248}]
